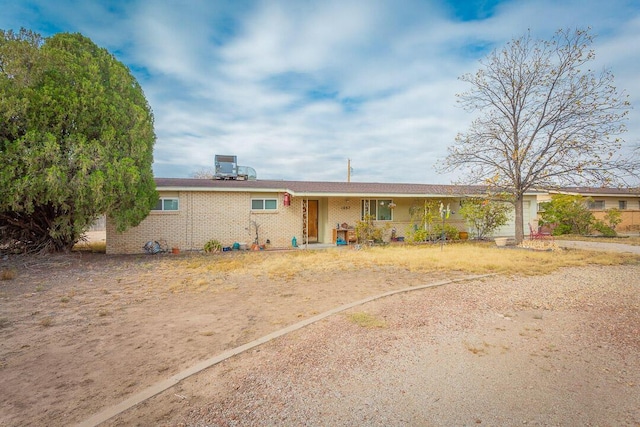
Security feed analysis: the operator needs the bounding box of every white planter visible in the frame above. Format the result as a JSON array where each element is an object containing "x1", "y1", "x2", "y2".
[{"x1": 494, "y1": 237, "x2": 508, "y2": 247}]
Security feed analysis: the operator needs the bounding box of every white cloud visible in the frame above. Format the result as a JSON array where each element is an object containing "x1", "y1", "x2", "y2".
[{"x1": 3, "y1": 0, "x2": 640, "y2": 183}]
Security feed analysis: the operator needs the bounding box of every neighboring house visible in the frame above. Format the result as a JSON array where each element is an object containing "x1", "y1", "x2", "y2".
[
  {"x1": 106, "y1": 178, "x2": 540, "y2": 254},
  {"x1": 534, "y1": 187, "x2": 640, "y2": 232}
]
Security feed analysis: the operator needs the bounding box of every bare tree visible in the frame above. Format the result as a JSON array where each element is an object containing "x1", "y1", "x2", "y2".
[
  {"x1": 439, "y1": 28, "x2": 637, "y2": 243},
  {"x1": 190, "y1": 168, "x2": 215, "y2": 179}
]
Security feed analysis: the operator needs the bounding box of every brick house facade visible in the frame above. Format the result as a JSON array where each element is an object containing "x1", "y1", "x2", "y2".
[{"x1": 106, "y1": 178, "x2": 541, "y2": 254}]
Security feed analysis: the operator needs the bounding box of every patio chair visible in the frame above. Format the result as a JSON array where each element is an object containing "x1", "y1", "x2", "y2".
[{"x1": 529, "y1": 223, "x2": 553, "y2": 240}]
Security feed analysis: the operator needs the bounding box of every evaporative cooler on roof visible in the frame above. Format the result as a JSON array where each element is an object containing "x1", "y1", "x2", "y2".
[
  {"x1": 214, "y1": 155, "x2": 257, "y2": 180},
  {"x1": 214, "y1": 155, "x2": 238, "y2": 179}
]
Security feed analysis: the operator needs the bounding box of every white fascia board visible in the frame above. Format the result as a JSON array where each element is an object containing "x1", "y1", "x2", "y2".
[
  {"x1": 156, "y1": 186, "x2": 292, "y2": 194},
  {"x1": 286, "y1": 192, "x2": 475, "y2": 198},
  {"x1": 157, "y1": 187, "x2": 503, "y2": 199}
]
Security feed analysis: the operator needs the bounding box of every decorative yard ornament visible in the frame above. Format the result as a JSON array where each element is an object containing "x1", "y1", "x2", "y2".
[{"x1": 439, "y1": 202, "x2": 451, "y2": 251}]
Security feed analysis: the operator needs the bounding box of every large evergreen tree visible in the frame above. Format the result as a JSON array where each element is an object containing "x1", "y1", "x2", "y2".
[{"x1": 0, "y1": 29, "x2": 157, "y2": 253}]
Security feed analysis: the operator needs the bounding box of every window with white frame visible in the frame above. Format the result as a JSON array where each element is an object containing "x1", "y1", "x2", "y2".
[
  {"x1": 251, "y1": 198, "x2": 277, "y2": 211},
  {"x1": 618, "y1": 200, "x2": 627, "y2": 210},
  {"x1": 152, "y1": 197, "x2": 179, "y2": 211},
  {"x1": 361, "y1": 199, "x2": 393, "y2": 221},
  {"x1": 587, "y1": 200, "x2": 605, "y2": 210}
]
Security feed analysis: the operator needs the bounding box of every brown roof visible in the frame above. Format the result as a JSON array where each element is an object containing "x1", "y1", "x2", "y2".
[
  {"x1": 155, "y1": 178, "x2": 640, "y2": 198},
  {"x1": 154, "y1": 178, "x2": 490, "y2": 197}
]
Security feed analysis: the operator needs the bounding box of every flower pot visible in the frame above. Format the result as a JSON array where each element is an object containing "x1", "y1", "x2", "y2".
[
  {"x1": 494, "y1": 237, "x2": 508, "y2": 247},
  {"x1": 171, "y1": 247, "x2": 180, "y2": 254}
]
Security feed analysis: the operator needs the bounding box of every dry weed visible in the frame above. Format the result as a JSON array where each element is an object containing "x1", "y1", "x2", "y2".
[
  {"x1": 1, "y1": 268, "x2": 17, "y2": 280},
  {"x1": 40, "y1": 317, "x2": 54, "y2": 327},
  {"x1": 463, "y1": 341, "x2": 489, "y2": 355},
  {"x1": 347, "y1": 311, "x2": 387, "y2": 328}
]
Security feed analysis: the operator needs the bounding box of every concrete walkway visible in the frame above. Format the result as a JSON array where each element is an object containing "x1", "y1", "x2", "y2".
[{"x1": 557, "y1": 239, "x2": 640, "y2": 254}]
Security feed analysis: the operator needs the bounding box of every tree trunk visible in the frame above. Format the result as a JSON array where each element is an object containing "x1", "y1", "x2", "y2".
[{"x1": 514, "y1": 195, "x2": 524, "y2": 245}]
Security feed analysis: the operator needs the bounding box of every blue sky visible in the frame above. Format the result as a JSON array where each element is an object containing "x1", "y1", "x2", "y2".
[{"x1": 2, "y1": 0, "x2": 639, "y2": 183}]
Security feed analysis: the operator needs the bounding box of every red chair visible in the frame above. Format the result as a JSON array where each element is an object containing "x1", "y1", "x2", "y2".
[{"x1": 529, "y1": 223, "x2": 553, "y2": 240}]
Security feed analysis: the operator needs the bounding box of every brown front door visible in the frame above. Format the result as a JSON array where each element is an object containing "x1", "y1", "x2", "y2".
[{"x1": 307, "y1": 200, "x2": 318, "y2": 242}]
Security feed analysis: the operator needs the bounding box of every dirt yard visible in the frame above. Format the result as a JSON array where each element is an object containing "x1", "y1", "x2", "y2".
[{"x1": 0, "y1": 249, "x2": 639, "y2": 426}]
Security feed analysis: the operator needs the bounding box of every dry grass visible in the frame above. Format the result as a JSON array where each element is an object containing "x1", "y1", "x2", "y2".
[
  {"x1": 313, "y1": 243, "x2": 638, "y2": 276},
  {"x1": 154, "y1": 242, "x2": 637, "y2": 280},
  {"x1": 347, "y1": 311, "x2": 387, "y2": 328},
  {"x1": 1, "y1": 268, "x2": 17, "y2": 280}
]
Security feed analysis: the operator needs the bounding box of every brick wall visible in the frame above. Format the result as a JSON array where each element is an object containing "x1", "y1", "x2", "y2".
[
  {"x1": 107, "y1": 191, "x2": 304, "y2": 254},
  {"x1": 592, "y1": 210, "x2": 640, "y2": 232}
]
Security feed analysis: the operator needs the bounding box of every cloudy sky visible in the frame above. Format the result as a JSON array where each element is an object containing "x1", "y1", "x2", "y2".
[{"x1": 2, "y1": 0, "x2": 639, "y2": 183}]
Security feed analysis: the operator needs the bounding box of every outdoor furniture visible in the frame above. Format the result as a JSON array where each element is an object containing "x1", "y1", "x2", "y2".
[{"x1": 529, "y1": 223, "x2": 553, "y2": 240}]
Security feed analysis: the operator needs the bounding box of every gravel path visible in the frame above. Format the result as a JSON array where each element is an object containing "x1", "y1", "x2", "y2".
[
  {"x1": 557, "y1": 240, "x2": 640, "y2": 254},
  {"x1": 109, "y1": 264, "x2": 640, "y2": 426}
]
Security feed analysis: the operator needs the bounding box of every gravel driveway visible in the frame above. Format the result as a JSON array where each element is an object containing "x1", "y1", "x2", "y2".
[
  {"x1": 557, "y1": 239, "x2": 640, "y2": 254},
  {"x1": 106, "y1": 262, "x2": 640, "y2": 426}
]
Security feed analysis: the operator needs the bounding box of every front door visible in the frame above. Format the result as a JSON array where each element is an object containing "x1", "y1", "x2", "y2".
[{"x1": 307, "y1": 200, "x2": 318, "y2": 242}]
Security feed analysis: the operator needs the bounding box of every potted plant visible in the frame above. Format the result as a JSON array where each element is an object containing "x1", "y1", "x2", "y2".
[{"x1": 203, "y1": 239, "x2": 222, "y2": 253}]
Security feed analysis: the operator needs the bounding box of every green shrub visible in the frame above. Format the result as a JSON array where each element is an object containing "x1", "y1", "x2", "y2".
[
  {"x1": 459, "y1": 197, "x2": 511, "y2": 239},
  {"x1": 592, "y1": 220, "x2": 617, "y2": 237},
  {"x1": 407, "y1": 200, "x2": 439, "y2": 240},
  {"x1": 355, "y1": 215, "x2": 390, "y2": 243},
  {"x1": 540, "y1": 195, "x2": 594, "y2": 235},
  {"x1": 603, "y1": 208, "x2": 622, "y2": 230},
  {"x1": 406, "y1": 226, "x2": 430, "y2": 243},
  {"x1": 433, "y1": 223, "x2": 461, "y2": 240},
  {"x1": 203, "y1": 239, "x2": 222, "y2": 253}
]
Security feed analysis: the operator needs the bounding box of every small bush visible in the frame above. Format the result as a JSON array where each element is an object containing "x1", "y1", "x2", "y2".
[
  {"x1": 603, "y1": 208, "x2": 622, "y2": 230},
  {"x1": 592, "y1": 220, "x2": 617, "y2": 237},
  {"x1": 406, "y1": 227, "x2": 430, "y2": 243},
  {"x1": 203, "y1": 239, "x2": 222, "y2": 253},
  {"x1": 459, "y1": 197, "x2": 511, "y2": 239},
  {"x1": 433, "y1": 223, "x2": 461, "y2": 240},
  {"x1": 355, "y1": 215, "x2": 390, "y2": 243}
]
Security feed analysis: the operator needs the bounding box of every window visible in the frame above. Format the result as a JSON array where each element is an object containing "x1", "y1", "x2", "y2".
[
  {"x1": 587, "y1": 200, "x2": 605, "y2": 210},
  {"x1": 618, "y1": 200, "x2": 627, "y2": 210},
  {"x1": 361, "y1": 199, "x2": 393, "y2": 221},
  {"x1": 251, "y1": 198, "x2": 277, "y2": 211},
  {"x1": 152, "y1": 198, "x2": 179, "y2": 211}
]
